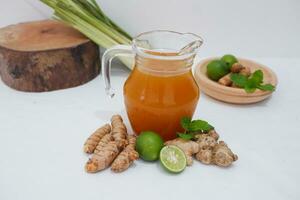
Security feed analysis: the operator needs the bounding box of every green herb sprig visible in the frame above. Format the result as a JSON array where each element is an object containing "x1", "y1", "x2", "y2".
[
  {"x1": 177, "y1": 117, "x2": 214, "y2": 140},
  {"x1": 230, "y1": 70, "x2": 275, "y2": 93}
]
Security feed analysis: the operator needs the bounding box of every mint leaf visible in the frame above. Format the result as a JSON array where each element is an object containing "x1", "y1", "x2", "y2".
[
  {"x1": 244, "y1": 79, "x2": 257, "y2": 93},
  {"x1": 180, "y1": 117, "x2": 191, "y2": 131},
  {"x1": 177, "y1": 132, "x2": 194, "y2": 140},
  {"x1": 257, "y1": 84, "x2": 275, "y2": 91},
  {"x1": 230, "y1": 73, "x2": 248, "y2": 87},
  {"x1": 244, "y1": 84, "x2": 256, "y2": 93},
  {"x1": 189, "y1": 119, "x2": 214, "y2": 132},
  {"x1": 207, "y1": 124, "x2": 214, "y2": 130},
  {"x1": 230, "y1": 69, "x2": 275, "y2": 93},
  {"x1": 179, "y1": 117, "x2": 213, "y2": 136},
  {"x1": 250, "y1": 70, "x2": 263, "y2": 85}
]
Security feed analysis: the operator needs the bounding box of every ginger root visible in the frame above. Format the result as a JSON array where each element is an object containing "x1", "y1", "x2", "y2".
[
  {"x1": 196, "y1": 148, "x2": 213, "y2": 164},
  {"x1": 218, "y1": 62, "x2": 251, "y2": 88},
  {"x1": 83, "y1": 124, "x2": 111, "y2": 154},
  {"x1": 208, "y1": 129, "x2": 219, "y2": 140},
  {"x1": 231, "y1": 62, "x2": 251, "y2": 76},
  {"x1": 111, "y1": 135, "x2": 139, "y2": 173},
  {"x1": 212, "y1": 141, "x2": 238, "y2": 167},
  {"x1": 195, "y1": 129, "x2": 238, "y2": 167},
  {"x1": 85, "y1": 141, "x2": 119, "y2": 173},
  {"x1": 218, "y1": 73, "x2": 232, "y2": 86},
  {"x1": 239, "y1": 66, "x2": 251, "y2": 77},
  {"x1": 165, "y1": 138, "x2": 199, "y2": 166},
  {"x1": 231, "y1": 63, "x2": 244, "y2": 73},
  {"x1": 111, "y1": 115, "x2": 128, "y2": 149},
  {"x1": 195, "y1": 134, "x2": 217, "y2": 149},
  {"x1": 195, "y1": 133, "x2": 217, "y2": 165}
]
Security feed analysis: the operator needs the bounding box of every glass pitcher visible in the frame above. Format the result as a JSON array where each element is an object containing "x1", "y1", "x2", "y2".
[{"x1": 102, "y1": 30, "x2": 203, "y2": 141}]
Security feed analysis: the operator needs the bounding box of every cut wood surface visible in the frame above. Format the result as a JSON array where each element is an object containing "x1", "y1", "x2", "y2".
[{"x1": 0, "y1": 20, "x2": 100, "y2": 92}]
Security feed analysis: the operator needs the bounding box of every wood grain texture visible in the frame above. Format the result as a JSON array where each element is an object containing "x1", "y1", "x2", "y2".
[
  {"x1": 0, "y1": 20, "x2": 100, "y2": 92},
  {"x1": 194, "y1": 57, "x2": 278, "y2": 104}
]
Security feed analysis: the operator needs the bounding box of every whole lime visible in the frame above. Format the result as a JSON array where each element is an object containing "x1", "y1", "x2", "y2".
[
  {"x1": 206, "y1": 60, "x2": 229, "y2": 81},
  {"x1": 221, "y1": 54, "x2": 238, "y2": 70},
  {"x1": 136, "y1": 131, "x2": 164, "y2": 161}
]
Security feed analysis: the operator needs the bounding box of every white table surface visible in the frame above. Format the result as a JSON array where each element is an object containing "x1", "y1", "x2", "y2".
[{"x1": 0, "y1": 56, "x2": 300, "y2": 200}]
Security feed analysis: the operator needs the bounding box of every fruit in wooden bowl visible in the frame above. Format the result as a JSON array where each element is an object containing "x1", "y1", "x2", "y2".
[{"x1": 194, "y1": 56, "x2": 278, "y2": 104}]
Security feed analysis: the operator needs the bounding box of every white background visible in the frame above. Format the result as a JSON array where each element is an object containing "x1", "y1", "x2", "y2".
[
  {"x1": 0, "y1": 0, "x2": 299, "y2": 58},
  {"x1": 0, "y1": 1, "x2": 300, "y2": 200}
]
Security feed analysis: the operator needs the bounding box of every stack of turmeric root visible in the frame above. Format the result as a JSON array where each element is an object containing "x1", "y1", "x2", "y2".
[{"x1": 83, "y1": 115, "x2": 139, "y2": 173}]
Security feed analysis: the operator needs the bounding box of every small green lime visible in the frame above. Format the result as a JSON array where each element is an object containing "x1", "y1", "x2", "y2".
[
  {"x1": 159, "y1": 145, "x2": 187, "y2": 173},
  {"x1": 206, "y1": 60, "x2": 229, "y2": 81},
  {"x1": 221, "y1": 54, "x2": 238, "y2": 70},
  {"x1": 136, "y1": 131, "x2": 164, "y2": 161}
]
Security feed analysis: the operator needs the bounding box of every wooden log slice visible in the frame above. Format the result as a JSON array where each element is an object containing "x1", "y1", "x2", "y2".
[{"x1": 0, "y1": 20, "x2": 100, "y2": 92}]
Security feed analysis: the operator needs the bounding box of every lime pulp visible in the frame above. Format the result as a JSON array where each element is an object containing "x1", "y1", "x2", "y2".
[{"x1": 159, "y1": 145, "x2": 187, "y2": 173}]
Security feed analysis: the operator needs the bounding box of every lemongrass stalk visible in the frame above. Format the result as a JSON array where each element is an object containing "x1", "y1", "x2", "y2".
[
  {"x1": 74, "y1": 0, "x2": 109, "y2": 25},
  {"x1": 56, "y1": 1, "x2": 131, "y2": 44},
  {"x1": 79, "y1": 0, "x2": 132, "y2": 40},
  {"x1": 54, "y1": 9, "x2": 119, "y2": 48},
  {"x1": 90, "y1": 0, "x2": 102, "y2": 12},
  {"x1": 40, "y1": 0, "x2": 134, "y2": 69},
  {"x1": 41, "y1": 0, "x2": 132, "y2": 44},
  {"x1": 76, "y1": 0, "x2": 127, "y2": 38},
  {"x1": 53, "y1": 0, "x2": 131, "y2": 42},
  {"x1": 83, "y1": 0, "x2": 132, "y2": 39},
  {"x1": 47, "y1": 0, "x2": 131, "y2": 44},
  {"x1": 55, "y1": 5, "x2": 134, "y2": 68},
  {"x1": 42, "y1": 2, "x2": 119, "y2": 47}
]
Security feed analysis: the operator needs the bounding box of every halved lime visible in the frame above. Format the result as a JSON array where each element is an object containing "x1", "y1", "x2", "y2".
[{"x1": 159, "y1": 145, "x2": 187, "y2": 173}]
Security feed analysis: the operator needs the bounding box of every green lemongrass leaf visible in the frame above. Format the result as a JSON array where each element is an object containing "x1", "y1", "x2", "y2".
[
  {"x1": 54, "y1": 9, "x2": 119, "y2": 48},
  {"x1": 90, "y1": 0, "x2": 102, "y2": 12},
  {"x1": 55, "y1": 1, "x2": 131, "y2": 44},
  {"x1": 41, "y1": 0, "x2": 132, "y2": 42},
  {"x1": 230, "y1": 73, "x2": 248, "y2": 87},
  {"x1": 75, "y1": 0, "x2": 132, "y2": 40},
  {"x1": 41, "y1": 0, "x2": 133, "y2": 68},
  {"x1": 89, "y1": 0, "x2": 132, "y2": 39},
  {"x1": 40, "y1": 0, "x2": 57, "y2": 7},
  {"x1": 180, "y1": 117, "x2": 191, "y2": 131},
  {"x1": 177, "y1": 133, "x2": 194, "y2": 140},
  {"x1": 74, "y1": 0, "x2": 105, "y2": 20},
  {"x1": 76, "y1": 0, "x2": 113, "y2": 31},
  {"x1": 257, "y1": 84, "x2": 275, "y2": 91},
  {"x1": 81, "y1": 0, "x2": 114, "y2": 27}
]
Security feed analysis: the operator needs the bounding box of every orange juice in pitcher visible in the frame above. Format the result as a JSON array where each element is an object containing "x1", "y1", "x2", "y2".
[{"x1": 102, "y1": 31, "x2": 203, "y2": 141}]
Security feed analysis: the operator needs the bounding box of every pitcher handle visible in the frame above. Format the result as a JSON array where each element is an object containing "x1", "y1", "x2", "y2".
[{"x1": 101, "y1": 45, "x2": 133, "y2": 98}]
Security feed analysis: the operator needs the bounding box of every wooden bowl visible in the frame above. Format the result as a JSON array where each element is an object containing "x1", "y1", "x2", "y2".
[{"x1": 194, "y1": 57, "x2": 278, "y2": 104}]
